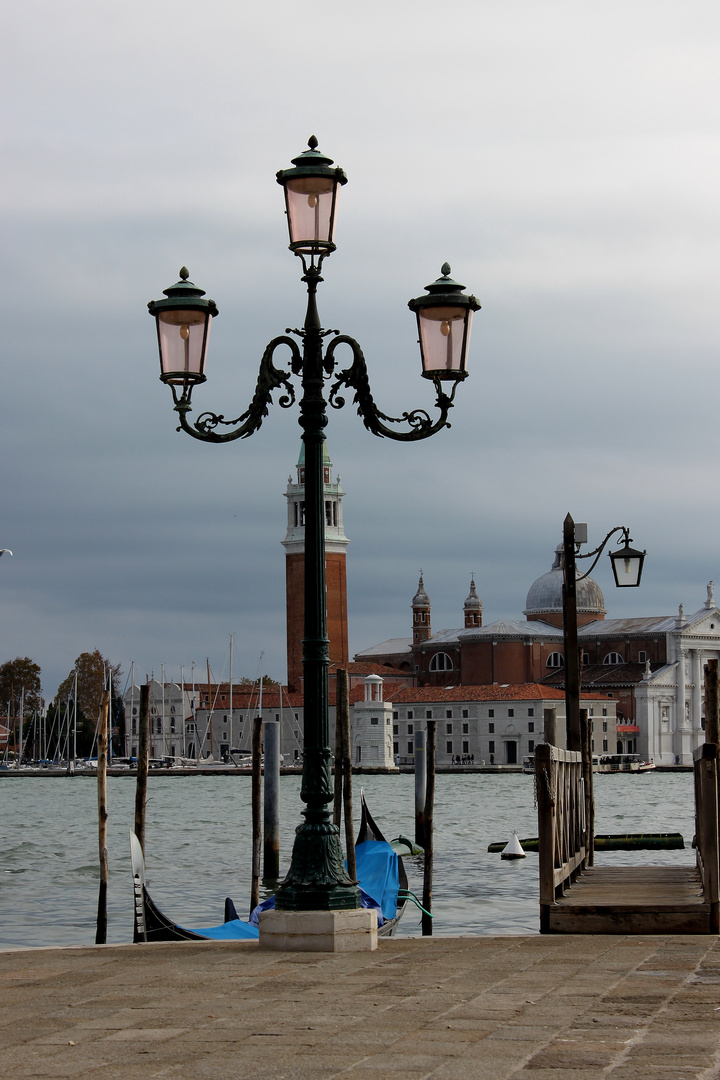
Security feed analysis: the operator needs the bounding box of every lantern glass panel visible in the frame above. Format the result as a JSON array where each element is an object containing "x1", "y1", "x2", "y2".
[
  {"x1": 285, "y1": 176, "x2": 337, "y2": 251},
  {"x1": 610, "y1": 546, "x2": 644, "y2": 587},
  {"x1": 418, "y1": 306, "x2": 473, "y2": 378},
  {"x1": 157, "y1": 309, "x2": 212, "y2": 384}
]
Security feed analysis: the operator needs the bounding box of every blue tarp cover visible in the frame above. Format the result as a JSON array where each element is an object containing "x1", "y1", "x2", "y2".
[
  {"x1": 248, "y1": 839, "x2": 399, "y2": 928},
  {"x1": 183, "y1": 918, "x2": 259, "y2": 940},
  {"x1": 353, "y1": 839, "x2": 399, "y2": 922}
]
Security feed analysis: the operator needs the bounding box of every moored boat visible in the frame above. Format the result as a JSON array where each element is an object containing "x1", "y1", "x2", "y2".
[
  {"x1": 597, "y1": 753, "x2": 655, "y2": 773},
  {"x1": 130, "y1": 792, "x2": 417, "y2": 943}
]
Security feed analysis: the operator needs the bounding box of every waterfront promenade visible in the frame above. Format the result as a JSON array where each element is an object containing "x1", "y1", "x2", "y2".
[{"x1": 2, "y1": 935, "x2": 719, "y2": 1079}]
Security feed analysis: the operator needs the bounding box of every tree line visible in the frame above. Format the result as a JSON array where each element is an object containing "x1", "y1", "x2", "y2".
[{"x1": 0, "y1": 651, "x2": 122, "y2": 759}]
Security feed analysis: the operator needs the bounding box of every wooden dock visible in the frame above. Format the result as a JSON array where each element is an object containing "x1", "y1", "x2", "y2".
[
  {"x1": 536, "y1": 742, "x2": 719, "y2": 934},
  {"x1": 546, "y1": 864, "x2": 711, "y2": 934}
]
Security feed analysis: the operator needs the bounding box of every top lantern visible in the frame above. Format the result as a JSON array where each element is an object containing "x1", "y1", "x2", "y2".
[
  {"x1": 408, "y1": 264, "x2": 481, "y2": 381},
  {"x1": 277, "y1": 136, "x2": 348, "y2": 256}
]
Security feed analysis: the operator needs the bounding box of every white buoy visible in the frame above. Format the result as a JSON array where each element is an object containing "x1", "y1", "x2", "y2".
[{"x1": 501, "y1": 830, "x2": 526, "y2": 860}]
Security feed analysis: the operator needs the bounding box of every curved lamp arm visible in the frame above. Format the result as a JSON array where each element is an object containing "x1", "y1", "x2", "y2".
[
  {"x1": 325, "y1": 335, "x2": 460, "y2": 442},
  {"x1": 576, "y1": 526, "x2": 630, "y2": 580},
  {"x1": 171, "y1": 337, "x2": 301, "y2": 443}
]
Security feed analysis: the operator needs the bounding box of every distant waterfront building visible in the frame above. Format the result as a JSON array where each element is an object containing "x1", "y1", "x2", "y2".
[
  {"x1": 123, "y1": 680, "x2": 196, "y2": 760},
  {"x1": 352, "y1": 675, "x2": 397, "y2": 769},
  {"x1": 379, "y1": 681, "x2": 616, "y2": 766},
  {"x1": 124, "y1": 680, "x2": 305, "y2": 763},
  {"x1": 123, "y1": 672, "x2": 620, "y2": 769},
  {"x1": 356, "y1": 559, "x2": 720, "y2": 766}
]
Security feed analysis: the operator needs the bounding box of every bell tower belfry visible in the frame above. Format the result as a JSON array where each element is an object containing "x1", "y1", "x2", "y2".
[
  {"x1": 283, "y1": 443, "x2": 349, "y2": 692},
  {"x1": 464, "y1": 576, "x2": 482, "y2": 628},
  {"x1": 412, "y1": 573, "x2": 432, "y2": 644}
]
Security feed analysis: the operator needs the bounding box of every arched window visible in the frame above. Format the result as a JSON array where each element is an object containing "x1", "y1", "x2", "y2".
[
  {"x1": 429, "y1": 652, "x2": 453, "y2": 672},
  {"x1": 546, "y1": 652, "x2": 564, "y2": 668},
  {"x1": 603, "y1": 652, "x2": 624, "y2": 665}
]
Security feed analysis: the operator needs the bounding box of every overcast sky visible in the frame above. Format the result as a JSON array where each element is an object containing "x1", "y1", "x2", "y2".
[{"x1": 2, "y1": 1, "x2": 720, "y2": 703}]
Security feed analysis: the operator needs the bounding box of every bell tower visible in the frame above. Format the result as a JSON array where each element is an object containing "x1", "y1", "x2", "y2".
[
  {"x1": 464, "y1": 576, "x2": 482, "y2": 628},
  {"x1": 283, "y1": 443, "x2": 349, "y2": 692},
  {"x1": 412, "y1": 573, "x2": 432, "y2": 644}
]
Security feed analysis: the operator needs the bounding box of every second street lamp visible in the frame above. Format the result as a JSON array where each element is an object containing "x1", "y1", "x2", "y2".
[
  {"x1": 562, "y1": 512, "x2": 647, "y2": 754},
  {"x1": 148, "y1": 138, "x2": 480, "y2": 917}
]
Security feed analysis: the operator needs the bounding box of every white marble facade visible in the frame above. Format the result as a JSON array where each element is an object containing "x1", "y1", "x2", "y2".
[{"x1": 636, "y1": 586, "x2": 720, "y2": 765}]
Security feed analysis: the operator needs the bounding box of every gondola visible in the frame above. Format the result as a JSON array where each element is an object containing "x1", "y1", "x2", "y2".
[{"x1": 130, "y1": 792, "x2": 422, "y2": 943}]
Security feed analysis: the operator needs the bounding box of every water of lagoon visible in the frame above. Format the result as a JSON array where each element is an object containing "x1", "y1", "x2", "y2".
[{"x1": 0, "y1": 770, "x2": 694, "y2": 949}]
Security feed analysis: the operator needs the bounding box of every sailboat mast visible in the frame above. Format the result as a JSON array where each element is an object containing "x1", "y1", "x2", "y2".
[
  {"x1": 129, "y1": 660, "x2": 135, "y2": 758},
  {"x1": 191, "y1": 663, "x2": 196, "y2": 759},
  {"x1": 73, "y1": 669, "x2": 78, "y2": 764},
  {"x1": 207, "y1": 658, "x2": 214, "y2": 760},
  {"x1": 180, "y1": 665, "x2": 185, "y2": 759},
  {"x1": 161, "y1": 664, "x2": 166, "y2": 759},
  {"x1": 16, "y1": 687, "x2": 24, "y2": 769},
  {"x1": 229, "y1": 634, "x2": 233, "y2": 756}
]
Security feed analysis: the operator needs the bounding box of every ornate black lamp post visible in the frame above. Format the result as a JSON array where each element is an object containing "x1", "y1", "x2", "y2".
[
  {"x1": 148, "y1": 138, "x2": 480, "y2": 912},
  {"x1": 562, "y1": 512, "x2": 646, "y2": 754}
]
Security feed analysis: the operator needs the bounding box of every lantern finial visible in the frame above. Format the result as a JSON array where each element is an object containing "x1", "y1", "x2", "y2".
[{"x1": 179, "y1": 266, "x2": 189, "y2": 280}]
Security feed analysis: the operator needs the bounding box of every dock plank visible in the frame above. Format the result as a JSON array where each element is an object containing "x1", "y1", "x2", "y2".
[{"x1": 545, "y1": 865, "x2": 712, "y2": 934}]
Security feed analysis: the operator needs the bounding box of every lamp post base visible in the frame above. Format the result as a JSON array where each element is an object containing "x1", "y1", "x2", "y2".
[
  {"x1": 259, "y1": 908, "x2": 377, "y2": 952},
  {"x1": 274, "y1": 812, "x2": 362, "y2": 912}
]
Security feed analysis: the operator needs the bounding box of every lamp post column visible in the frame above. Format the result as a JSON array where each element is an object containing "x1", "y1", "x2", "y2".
[
  {"x1": 562, "y1": 513, "x2": 582, "y2": 754},
  {"x1": 274, "y1": 267, "x2": 360, "y2": 912}
]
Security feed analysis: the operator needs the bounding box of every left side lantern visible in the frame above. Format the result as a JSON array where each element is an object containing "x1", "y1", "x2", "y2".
[{"x1": 148, "y1": 267, "x2": 218, "y2": 387}]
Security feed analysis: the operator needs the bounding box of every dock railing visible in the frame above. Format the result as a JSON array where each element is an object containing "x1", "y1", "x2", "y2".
[
  {"x1": 536, "y1": 743, "x2": 586, "y2": 933},
  {"x1": 693, "y1": 742, "x2": 719, "y2": 933}
]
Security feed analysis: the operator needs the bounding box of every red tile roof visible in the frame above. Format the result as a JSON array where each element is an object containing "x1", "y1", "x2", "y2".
[{"x1": 382, "y1": 683, "x2": 612, "y2": 704}]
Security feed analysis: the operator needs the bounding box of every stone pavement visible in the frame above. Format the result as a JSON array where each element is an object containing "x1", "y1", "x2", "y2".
[{"x1": 2, "y1": 935, "x2": 720, "y2": 1079}]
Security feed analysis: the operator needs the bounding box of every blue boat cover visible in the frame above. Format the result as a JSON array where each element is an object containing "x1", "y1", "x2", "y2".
[
  {"x1": 183, "y1": 918, "x2": 259, "y2": 940},
  {"x1": 353, "y1": 839, "x2": 399, "y2": 922},
  {"x1": 248, "y1": 839, "x2": 399, "y2": 928}
]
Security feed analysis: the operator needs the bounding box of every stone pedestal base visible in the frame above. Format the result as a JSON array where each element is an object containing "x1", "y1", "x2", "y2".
[{"x1": 259, "y1": 908, "x2": 377, "y2": 952}]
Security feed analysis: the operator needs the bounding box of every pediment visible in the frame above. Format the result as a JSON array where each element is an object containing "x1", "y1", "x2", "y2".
[{"x1": 678, "y1": 608, "x2": 720, "y2": 638}]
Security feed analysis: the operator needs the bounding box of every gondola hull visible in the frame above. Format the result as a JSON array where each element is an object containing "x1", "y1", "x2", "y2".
[{"x1": 130, "y1": 793, "x2": 410, "y2": 943}]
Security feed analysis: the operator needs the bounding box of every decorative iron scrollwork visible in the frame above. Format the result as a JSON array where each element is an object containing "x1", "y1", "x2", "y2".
[
  {"x1": 325, "y1": 335, "x2": 458, "y2": 442},
  {"x1": 172, "y1": 336, "x2": 301, "y2": 443}
]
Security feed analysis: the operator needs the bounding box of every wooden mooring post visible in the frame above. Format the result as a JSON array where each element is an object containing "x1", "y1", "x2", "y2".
[
  {"x1": 414, "y1": 727, "x2": 427, "y2": 847},
  {"x1": 250, "y1": 715, "x2": 262, "y2": 916},
  {"x1": 134, "y1": 684, "x2": 150, "y2": 854},
  {"x1": 263, "y1": 720, "x2": 280, "y2": 882},
  {"x1": 422, "y1": 720, "x2": 436, "y2": 936},
  {"x1": 543, "y1": 707, "x2": 557, "y2": 748},
  {"x1": 95, "y1": 691, "x2": 110, "y2": 945},
  {"x1": 580, "y1": 708, "x2": 594, "y2": 866},
  {"x1": 705, "y1": 660, "x2": 719, "y2": 747}
]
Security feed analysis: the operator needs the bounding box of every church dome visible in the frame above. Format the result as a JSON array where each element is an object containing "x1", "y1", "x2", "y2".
[{"x1": 524, "y1": 545, "x2": 605, "y2": 619}]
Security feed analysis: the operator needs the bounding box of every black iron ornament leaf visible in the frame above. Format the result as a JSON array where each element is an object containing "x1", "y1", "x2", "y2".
[
  {"x1": 172, "y1": 337, "x2": 301, "y2": 443},
  {"x1": 326, "y1": 335, "x2": 457, "y2": 441}
]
